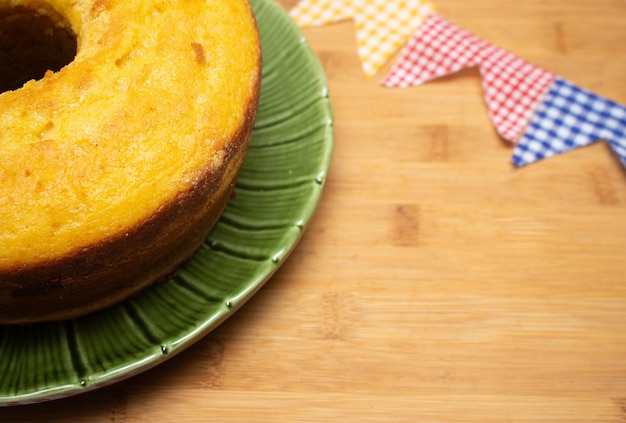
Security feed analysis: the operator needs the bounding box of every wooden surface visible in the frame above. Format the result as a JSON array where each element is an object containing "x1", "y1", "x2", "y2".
[{"x1": 6, "y1": 0, "x2": 626, "y2": 421}]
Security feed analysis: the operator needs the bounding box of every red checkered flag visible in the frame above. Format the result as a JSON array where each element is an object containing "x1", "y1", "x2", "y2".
[{"x1": 382, "y1": 13, "x2": 555, "y2": 143}]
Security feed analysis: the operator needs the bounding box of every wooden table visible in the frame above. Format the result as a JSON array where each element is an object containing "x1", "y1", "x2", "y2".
[{"x1": 6, "y1": 0, "x2": 626, "y2": 421}]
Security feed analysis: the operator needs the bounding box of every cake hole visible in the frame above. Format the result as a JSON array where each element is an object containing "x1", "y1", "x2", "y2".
[{"x1": 0, "y1": 5, "x2": 77, "y2": 93}]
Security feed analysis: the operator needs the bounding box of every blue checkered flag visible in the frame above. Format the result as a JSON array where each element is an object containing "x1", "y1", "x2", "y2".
[{"x1": 512, "y1": 77, "x2": 626, "y2": 167}]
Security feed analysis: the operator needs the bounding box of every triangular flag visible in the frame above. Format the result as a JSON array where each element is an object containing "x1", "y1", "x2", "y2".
[
  {"x1": 290, "y1": 0, "x2": 434, "y2": 77},
  {"x1": 513, "y1": 77, "x2": 626, "y2": 167},
  {"x1": 479, "y1": 49, "x2": 555, "y2": 142},
  {"x1": 289, "y1": 0, "x2": 354, "y2": 26},
  {"x1": 382, "y1": 13, "x2": 555, "y2": 142},
  {"x1": 381, "y1": 13, "x2": 489, "y2": 87}
]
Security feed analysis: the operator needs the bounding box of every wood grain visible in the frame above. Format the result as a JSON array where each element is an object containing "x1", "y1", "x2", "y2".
[{"x1": 4, "y1": 0, "x2": 626, "y2": 421}]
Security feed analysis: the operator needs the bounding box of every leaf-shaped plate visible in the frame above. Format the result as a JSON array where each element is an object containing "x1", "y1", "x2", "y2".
[{"x1": 0, "y1": 0, "x2": 333, "y2": 406}]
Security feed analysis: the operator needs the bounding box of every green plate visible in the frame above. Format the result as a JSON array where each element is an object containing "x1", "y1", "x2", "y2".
[{"x1": 0, "y1": 0, "x2": 333, "y2": 406}]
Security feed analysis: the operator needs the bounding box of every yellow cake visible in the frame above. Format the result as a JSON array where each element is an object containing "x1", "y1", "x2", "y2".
[{"x1": 0, "y1": 0, "x2": 262, "y2": 323}]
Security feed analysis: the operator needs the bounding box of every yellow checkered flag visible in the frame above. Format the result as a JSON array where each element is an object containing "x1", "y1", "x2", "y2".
[{"x1": 290, "y1": 0, "x2": 434, "y2": 77}]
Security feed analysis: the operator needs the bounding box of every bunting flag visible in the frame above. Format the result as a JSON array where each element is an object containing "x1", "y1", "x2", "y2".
[
  {"x1": 512, "y1": 77, "x2": 626, "y2": 167},
  {"x1": 379, "y1": 12, "x2": 626, "y2": 166},
  {"x1": 288, "y1": 2, "x2": 626, "y2": 168},
  {"x1": 380, "y1": 13, "x2": 555, "y2": 143},
  {"x1": 289, "y1": 0, "x2": 434, "y2": 77}
]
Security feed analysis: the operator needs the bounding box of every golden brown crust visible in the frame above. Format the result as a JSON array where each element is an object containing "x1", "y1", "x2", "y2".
[
  {"x1": 0, "y1": 81, "x2": 260, "y2": 324},
  {"x1": 0, "y1": 6, "x2": 262, "y2": 323},
  {"x1": 0, "y1": 0, "x2": 261, "y2": 324}
]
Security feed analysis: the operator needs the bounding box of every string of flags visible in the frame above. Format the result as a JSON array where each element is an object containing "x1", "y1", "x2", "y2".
[{"x1": 289, "y1": 0, "x2": 626, "y2": 168}]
